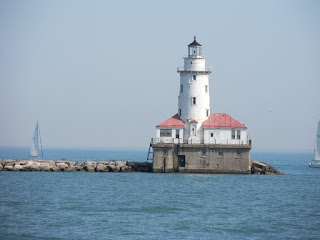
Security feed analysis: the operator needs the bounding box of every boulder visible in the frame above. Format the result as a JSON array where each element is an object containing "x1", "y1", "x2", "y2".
[
  {"x1": 12, "y1": 164, "x2": 23, "y2": 171},
  {"x1": 56, "y1": 162, "x2": 69, "y2": 171},
  {"x1": 108, "y1": 165, "x2": 120, "y2": 172},
  {"x1": 74, "y1": 162, "x2": 85, "y2": 171},
  {"x1": 29, "y1": 160, "x2": 40, "y2": 171},
  {"x1": 96, "y1": 163, "x2": 109, "y2": 172},
  {"x1": 84, "y1": 161, "x2": 96, "y2": 172},
  {"x1": 128, "y1": 162, "x2": 153, "y2": 172},
  {"x1": 39, "y1": 161, "x2": 57, "y2": 171},
  {"x1": 250, "y1": 160, "x2": 284, "y2": 175},
  {"x1": 0, "y1": 163, "x2": 3, "y2": 171},
  {"x1": 115, "y1": 161, "x2": 127, "y2": 167},
  {"x1": 4, "y1": 165, "x2": 14, "y2": 171}
]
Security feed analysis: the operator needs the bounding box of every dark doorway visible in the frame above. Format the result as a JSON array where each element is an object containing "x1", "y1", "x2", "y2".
[{"x1": 178, "y1": 155, "x2": 185, "y2": 167}]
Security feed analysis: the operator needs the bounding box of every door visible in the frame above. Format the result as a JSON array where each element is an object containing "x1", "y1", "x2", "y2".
[{"x1": 178, "y1": 155, "x2": 185, "y2": 167}]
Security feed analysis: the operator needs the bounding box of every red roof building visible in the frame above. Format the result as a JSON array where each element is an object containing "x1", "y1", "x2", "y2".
[
  {"x1": 156, "y1": 114, "x2": 185, "y2": 128},
  {"x1": 203, "y1": 113, "x2": 247, "y2": 129}
]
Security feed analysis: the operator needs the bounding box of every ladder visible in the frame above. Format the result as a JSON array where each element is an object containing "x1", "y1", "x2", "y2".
[{"x1": 147, "y1": 138, "x2": 154, "y2": 162}]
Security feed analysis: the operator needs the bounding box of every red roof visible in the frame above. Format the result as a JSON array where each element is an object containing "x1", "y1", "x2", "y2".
[
  {"x1": 190, "y1": 119, "x2": 198, "y2": 123},
  {"x1": 156, "y1": 114, "x2": 185, "y2": 128},
  {"x1": 203, "y1": 113, "x2": 247, "y2": 129}
]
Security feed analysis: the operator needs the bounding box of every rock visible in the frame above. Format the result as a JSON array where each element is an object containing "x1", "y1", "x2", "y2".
[
  {"x1": 108, "y1": 165, "x2": 120, "y2": 172},
  {"x1": 115, "y1": 161, "x2": 127, "y2": 167},
  {"x1": 128, "y1": 162, "x2": 153, "y2": 172},
  {"x1": 29, "y1": 160, "x2": 40, "y2": 171},
  {"x1": 12, "y1": 164, "x2": 23, "y2": 171},
  {"x1": 39, "y1": 161, "x2": 57, "y2": 171},
  {"x1": 84, "y1": 161, "x2": 96, "y2": 172},
  {"x1": 4, "y1": 165, "x2": 14, "y2": 171},
  {"x1": 74, "y1": 162, "x2": 85, "y2": 171},
  {"x1": 250, "y1": 160, "x2": 284, "y2": 175},
  {"x1": 0, "y1": 163, "x2": 3, "y2": 171},
  {"x1": 96, "y1": 163, "x2": 109, "y2": 172},
  {"x1": 121, "y1": 165, "x2": 132, "y2": 172},
  {"x1": 56, "y1": 162, "x2": 69, "y2": 171}
]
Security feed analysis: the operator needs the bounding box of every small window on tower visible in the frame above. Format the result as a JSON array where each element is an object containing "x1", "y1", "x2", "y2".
[
  {"x1": 211, "y1": 132, "x2": 213, "y2": 137},
  {"x1": 179, "y1": 109, "x2": 181, "y2": 116},
  {"x1": 180, "y1": 85, "x2": 183, "y2": 93},
  {"x1": 205, "y1": 85, "x2": 208, "y2": 93},
  {"x1": 206, "y1": 109, "x2": 209, "y2": 117},
  {"x1": 193, "y1": 75, "x2": 196, "y2": 81},
  {"x1": 192, "y1": 97, "x2": 196, "y2": 105}
]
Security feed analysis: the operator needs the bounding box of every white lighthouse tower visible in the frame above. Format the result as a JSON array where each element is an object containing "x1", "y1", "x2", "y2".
[
  {"x1": 177, "y1": 36, "x2": 212, "y2": 143},
  {"x1": 151, "y1": 37, "x2": 251, "y2": 174}
]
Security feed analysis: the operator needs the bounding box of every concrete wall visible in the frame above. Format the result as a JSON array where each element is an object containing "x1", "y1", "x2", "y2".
[
  {"x1": 152, "y1": 143, "x2": 251, "y2": 174},
  {"x1": 152, "y1": 144, "x2": 177, "y2": 173}
]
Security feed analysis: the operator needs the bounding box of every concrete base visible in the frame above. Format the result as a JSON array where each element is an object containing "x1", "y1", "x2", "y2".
[{"x1": 152, "y1": 143, "x2": 252, "y2": 174}]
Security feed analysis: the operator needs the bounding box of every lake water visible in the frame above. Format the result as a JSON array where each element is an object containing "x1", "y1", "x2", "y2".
[{"x1": 0, "y1": 148, "x2": 319, "y2": 239}]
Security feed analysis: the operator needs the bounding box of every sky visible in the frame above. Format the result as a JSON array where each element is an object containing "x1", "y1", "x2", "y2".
[{"x1": 0, "y1": 0, "x2": 319, "y2": 151}]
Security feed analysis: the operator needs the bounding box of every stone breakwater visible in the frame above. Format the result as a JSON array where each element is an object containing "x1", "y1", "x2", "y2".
[
  {"x1": 0, "y1": 159, "x2": 152, "y2": 172},
  {"x1": 0, "y1": 159, "x2": 283, "y2": 174}
]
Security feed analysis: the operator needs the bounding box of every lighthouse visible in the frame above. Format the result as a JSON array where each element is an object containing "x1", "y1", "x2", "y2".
[
  {"x1": 177, "y1": 36, "x2": 212, "y2": 143},
  {"x1": 151, "y1": 37, "x2": 252, "y2": 174}
]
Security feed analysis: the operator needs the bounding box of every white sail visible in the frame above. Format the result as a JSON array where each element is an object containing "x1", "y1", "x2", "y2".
[
  {"x1": 30, "y1": 121, "x2": 43, "y2": 159},
  {"x1": 313, "y1": 120, "x2": 320, "y2": 161}
]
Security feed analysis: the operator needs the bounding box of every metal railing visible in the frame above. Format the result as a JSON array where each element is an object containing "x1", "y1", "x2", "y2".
[
  {"x1": 177, "y1": 67, "x2": 212, "y2": 73},
  {"x1": 152, "y1": 138, "x2": 252, "y2": 145}
]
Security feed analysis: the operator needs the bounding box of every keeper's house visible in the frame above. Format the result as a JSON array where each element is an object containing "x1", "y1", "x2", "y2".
[{"x1": 150, "y1": 37, "x2": 252, "y2": 174}]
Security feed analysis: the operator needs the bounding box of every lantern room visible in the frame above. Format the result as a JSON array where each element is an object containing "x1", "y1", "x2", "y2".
[{"x1": 188, "y1": 36, "x2": 202, "y2": 57}]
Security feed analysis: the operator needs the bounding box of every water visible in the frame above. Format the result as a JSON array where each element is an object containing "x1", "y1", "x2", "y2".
[{"x1": 0, "y1": 148, "x2": 319, "y2": 239}]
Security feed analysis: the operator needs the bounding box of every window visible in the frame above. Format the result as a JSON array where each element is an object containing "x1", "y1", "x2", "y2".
[
  {"x1": 191, "y1": 126, "x2": 196, "y2": 136},
  {"x1": 236, "y1": 150, "x2": 242, "y2": 158},
  {"x1": 237, "y1": 130, "x2": 241, "y2": 140},
  {"x1": 218, "y1": 149, "x2": 223, "y2": 158},
  {"x1": 202, "y1": 149, "x2": 206, "y2": 156},
  {"x1": 211, "y1": 132, "x2": 213, "y2": 137},
  {"x1": 192, "y1": 97, "x2": 196, "y2": 105},
  {"x1": 180, "y1": 85, "x2": 183, "y2": 93},
  {"x1": 231, "y1": 130, "x2": 235, "y2": 139},
  {"x1": 193, "y1": 75, "x2": 196, "y2": 81},
  {"x1": 160, "y1": 129, "x2": 172, "y2": 137},
  {"x1": 206, "y1": 109, "x2": 209, "y2": 117},
  {"x1": 205, "y1": 85, "x2": 208, "y2": 93},
  {"x1": 179, "y1": 109, "x2": 181, "y2": 116},
  {"x1": 175, "y1": 130, "x2": 180, "y2": 139}
]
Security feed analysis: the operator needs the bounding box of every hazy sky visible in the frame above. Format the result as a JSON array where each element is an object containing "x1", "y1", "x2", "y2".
[{"x1": 0, "y1": 0, "x2": 319, "y2": 151}]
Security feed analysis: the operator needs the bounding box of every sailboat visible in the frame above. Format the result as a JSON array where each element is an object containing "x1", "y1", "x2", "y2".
[
  {"x1": 30, "y1": 121, "x2": 43, "y2": 160},
  {"x1": 309, "y1": 120, "x2": 320, "y2": 168}
]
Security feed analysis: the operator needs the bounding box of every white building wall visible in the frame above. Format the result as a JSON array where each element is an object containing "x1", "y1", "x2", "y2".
[
  {"x1": 156, "y1": 128, "x2": 184, "y2": 144},
  {"x1": 204, "y1": 129, "x2": 248, "y2": 145}
]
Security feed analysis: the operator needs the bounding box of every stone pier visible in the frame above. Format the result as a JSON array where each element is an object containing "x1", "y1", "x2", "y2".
[{"x1": 0, "y1": 159, "x2": 152, "y2": 172}]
